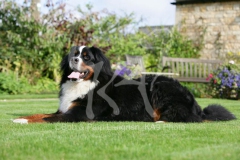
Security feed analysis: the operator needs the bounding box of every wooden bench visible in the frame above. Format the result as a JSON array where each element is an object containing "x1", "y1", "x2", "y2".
[
  {"x1": 125, "y1": 55, "x2": 179, "y2": 77},
  {"x1": 162, "y1": 56, "x2": 223, "y2": 83}
]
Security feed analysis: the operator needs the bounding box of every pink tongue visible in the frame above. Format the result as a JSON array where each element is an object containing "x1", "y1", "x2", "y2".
[{"x1": 68, "y1": 72, "x2": 81, "y2": 79}]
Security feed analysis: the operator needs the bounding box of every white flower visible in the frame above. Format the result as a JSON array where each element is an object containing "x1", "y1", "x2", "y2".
[{"x1": 229, "y1": 60, "x2": 235, "y2": 64}]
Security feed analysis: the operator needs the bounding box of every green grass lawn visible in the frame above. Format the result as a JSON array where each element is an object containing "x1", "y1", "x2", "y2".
[{"x1": 0, "y1": 95, "x2": 240, "y2": 160}]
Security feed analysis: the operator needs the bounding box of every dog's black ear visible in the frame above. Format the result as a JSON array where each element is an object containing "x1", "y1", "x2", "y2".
[
  {"x1": 60, "y1": 55, "x2": 69, "y2": 71},
  {"x1": 60, "y1": 46, "x2": 79, "y2": 85},
  {"x1": 61, "y1": 46, "x2": 78, "y2": 71},
  {"x1": 59, "y1": 54, "x2": 69, "y2": 85},
  {"x1": 90, "y1": 46, "x2": 113, "y2": 76}
]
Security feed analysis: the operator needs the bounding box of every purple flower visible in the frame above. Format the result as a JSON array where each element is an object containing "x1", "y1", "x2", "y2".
[
  {"x1": 210, "y1": 64, "x2": 240, "y2": 99},
  {"x1": 114, "y1": 65, "x2": 132, "y2": 77}
]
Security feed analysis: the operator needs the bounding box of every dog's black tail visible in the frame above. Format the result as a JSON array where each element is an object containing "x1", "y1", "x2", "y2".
[{"x1": 202, "y1": 104, "x2": 236, "y2": 121}]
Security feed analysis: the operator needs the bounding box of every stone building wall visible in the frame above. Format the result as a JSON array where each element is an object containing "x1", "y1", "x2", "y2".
[{"x1": 175, "y1": 1, "x2": 240, "y2": 60}]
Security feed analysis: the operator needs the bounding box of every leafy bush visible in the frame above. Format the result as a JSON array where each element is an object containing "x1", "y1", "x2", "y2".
[
  {"x1": 207, "y1": 63, "x2": 240, "y2": 99},
  {"x1": 181, "y1": 82, "x2": 210, "y2": 98},
  {"x1": 0, "y1": 72, "x2": 30, "y2": 94},
  {"x1": 0, "y1": 1, "x2": 147, "y2": 84},
  {"x1": 142, "y1": 27, "x2": 205, "y2": 71},
  {"x1": 0, "y1": 0, "x2": 148, "y2": 94},
  {"x1": 32, "y1": 78, "x2": 58, "y2": 94},
  {"x1": 161, "y1": 28, "x2": 203, "y2": 58},
  {"x1": 67, "y1": 4, "x2": 147, "y2": 64},
  {"x1": 0, "y1": 1, "x2": 208, "y2": 95},
  {"x1": 0, "y1": 0, "x2": 69, "y2": 83},
  {"x1": 0, "y1": 71, "x2": 58, "y2": 94}
]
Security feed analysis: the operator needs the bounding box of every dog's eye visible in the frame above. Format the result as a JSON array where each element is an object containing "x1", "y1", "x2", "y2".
[{"x1": 83, "y1": 55, "x2": 90, "y2": 61}]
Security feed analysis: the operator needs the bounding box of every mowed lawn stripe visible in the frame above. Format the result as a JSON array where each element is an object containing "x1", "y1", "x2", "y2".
[{"x1": 0, "y1": 97, "x2": 239, "y2": 160}]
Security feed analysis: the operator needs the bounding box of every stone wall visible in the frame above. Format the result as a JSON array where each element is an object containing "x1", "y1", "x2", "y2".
[{"x1": 175, "y1": 1, "x2": 240, "y2": 60}]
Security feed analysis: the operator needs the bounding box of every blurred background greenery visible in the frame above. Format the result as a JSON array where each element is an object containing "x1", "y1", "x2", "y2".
[{"x1": 0, "y1": 0, "x2": 239, "y2": 99}]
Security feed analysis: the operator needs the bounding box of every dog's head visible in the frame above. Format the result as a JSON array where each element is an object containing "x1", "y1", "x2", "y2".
[{"x1": 61, "y1": 46, "x2": 112, "y2": 83}]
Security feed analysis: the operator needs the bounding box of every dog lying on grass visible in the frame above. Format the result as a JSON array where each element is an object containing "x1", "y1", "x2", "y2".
[{"x1": 13, "y1": 46, "x2": 236, "y2": 124}]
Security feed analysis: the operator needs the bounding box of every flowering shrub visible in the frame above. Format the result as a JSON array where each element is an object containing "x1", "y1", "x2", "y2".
[
  {"x1": 113, "y1": 62, "x2": 142, "y2": 80},
  {"x1": 207, "y1": 63, "x2": 240, "y2": 99}
]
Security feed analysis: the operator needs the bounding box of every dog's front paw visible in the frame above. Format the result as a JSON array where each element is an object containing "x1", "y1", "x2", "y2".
[{"x1": 13, "y1": 118, "x2": 28, "y2": 124}]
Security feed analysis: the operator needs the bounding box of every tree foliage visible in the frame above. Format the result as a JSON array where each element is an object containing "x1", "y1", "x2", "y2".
[
  {"x1": 0, "y1": 0, "x2": 69, "y2": 82},
  {"x1": 0, "y1": 0, "x2": 146, "y2": 85},
  {"x1": 54, "y1": 4, "x2": 147, "y2": 63},
  {"x1": 0, "y1": 0, "x2": 206, "y2": 94},
  {"x1": 142, "y1": 27, "x2": 205, "y2": 71}
]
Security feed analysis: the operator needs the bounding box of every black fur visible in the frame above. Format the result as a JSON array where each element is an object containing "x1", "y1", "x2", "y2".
[
  {"x1": 202, "y1": 105, "x2": 236, "y2": 121},
  {"x1": 47, "y1": 46, "x2": 236, "y2": 123}
]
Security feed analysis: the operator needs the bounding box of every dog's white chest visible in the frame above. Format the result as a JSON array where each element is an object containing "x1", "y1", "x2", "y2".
[{"x1": 59, "y1": 80, "x2": 98, "y2": 113}]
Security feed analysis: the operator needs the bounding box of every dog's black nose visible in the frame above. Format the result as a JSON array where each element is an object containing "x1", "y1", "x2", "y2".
[{"x1": 73, "y1": 57, "x2": 79, "y2": 63}]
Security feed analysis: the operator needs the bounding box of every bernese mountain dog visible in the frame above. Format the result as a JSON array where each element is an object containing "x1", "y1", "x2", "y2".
[{"x1": 13, "y1": 46, "x2": 236, "y2": 124}]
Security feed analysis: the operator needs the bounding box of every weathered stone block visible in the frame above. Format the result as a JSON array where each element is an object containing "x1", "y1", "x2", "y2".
[
  {"x1": 206, "y1": 6, "x2": 216, "y2": 11},
  {"x1": 220, "y1": 18, "x2": 234, "y2": 24},
  {"x1": 232, "y1": 31, "x2": 240, "y2": 35},
  {"x1": 210, "y1": 32, "x2": 219, "y2": 36},
  {"x1": 205, "y1": 43, "x2": 214, "y2": 49},
  {"x1": 175, "y1": 1, "x2": 240, "y2": 59},
  {"x1": 200, "y1": 7, "x2": 206, "y2": 12},
  {"x1": 194, "y1": 6, "x2": 200, "y2": 12},
  {"x1": 223, "y1": 4, "x2": 233, "y2": 10},
  {"x1": 229, "y1": 25, "x2": 239, "y2": 30},
  {"x1": 236, "y1": 36, "x2": 240, "y2": 40}
]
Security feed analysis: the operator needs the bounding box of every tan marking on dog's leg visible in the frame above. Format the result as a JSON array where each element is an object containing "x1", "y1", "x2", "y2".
[
  {"x1": 13, "y1": 114, "x2": 54, "y2": 124},
  {"x1": 153, "y1": 109, "x2": 161, "y2": 122}
]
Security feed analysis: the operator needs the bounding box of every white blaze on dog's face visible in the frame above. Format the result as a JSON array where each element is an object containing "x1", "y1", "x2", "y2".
[
  {"x1": 69, "y1": 46, "x2": 85, "y2": 70},
  {"x1": 68, "y1": 46, "x2": 95, "y2": 82}
]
